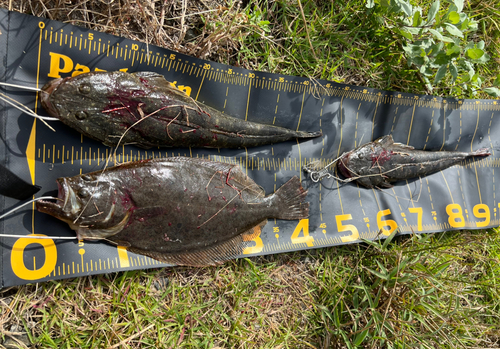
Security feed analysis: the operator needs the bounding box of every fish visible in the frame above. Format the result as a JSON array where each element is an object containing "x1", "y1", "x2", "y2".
[
  {"x1": 40, "y1": 71, "x2": 321, "y2": 149},
  {"x1": 36, "y1": 157, "x2": 309, "y2": 266},
  {"x1": 335, "y1": 135, "x2": 491, "y2": 188}
]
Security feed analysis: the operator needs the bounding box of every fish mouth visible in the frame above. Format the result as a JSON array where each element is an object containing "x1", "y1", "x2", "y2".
[
  {"x1": 36, "y1": 178, "x2": 81, "y2": 219},
  {"x1": 39, "y1": 77, "x2": 69, "y2": 118}
]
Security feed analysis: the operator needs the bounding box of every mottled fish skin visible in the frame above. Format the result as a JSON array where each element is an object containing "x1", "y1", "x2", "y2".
[
  {"x1": 40, "y1": 71, "x2": 321, "y2": 149},
  {"x1": 337, "y1": 135, "x2": 491, "y2": 188},
  {"x1": 36, "y1": 157, "x2": 309, "y2": 266}
]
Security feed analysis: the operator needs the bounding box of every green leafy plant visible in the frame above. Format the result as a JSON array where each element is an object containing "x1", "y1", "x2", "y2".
[{"x1": 367, "y1": 0, "x2": 500, "y2": 97}]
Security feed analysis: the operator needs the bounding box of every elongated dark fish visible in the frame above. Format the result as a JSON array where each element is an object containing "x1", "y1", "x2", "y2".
[
  {"x1": 40, "y1": 71, "x2": 321, "y2": 148},
  {"x1": 336, "y1": 135, "x2": 491, "y2": 188},
  {"x1": 36, "y1": 157, "x2": 309, "y2": 266}
]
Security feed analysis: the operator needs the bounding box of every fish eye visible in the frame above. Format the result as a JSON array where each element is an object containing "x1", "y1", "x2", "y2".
[
  {"x1": 78, "y1": 188, "x2": 90, "y2": 198},
  {"x1": 78, "y1": 83, "x2": 91, "y2": 94},
  {"x1": 75, "y1": 111, "x2": 88, "y2": 120}
]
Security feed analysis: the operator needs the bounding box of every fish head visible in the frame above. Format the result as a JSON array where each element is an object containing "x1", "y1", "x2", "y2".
[
  {"x1": 36, "y1": 173, "x2": 133, "y2": 240},
  {"x1": 40, "y1": 71, "x2": 149, "y2": 145}
]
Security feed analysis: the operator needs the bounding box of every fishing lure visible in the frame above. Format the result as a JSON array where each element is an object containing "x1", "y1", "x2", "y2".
[
  {"x1": 303, "y1": 135, "x2": 491, "y2": 188},
  {"x1": 36, "y1": 157, "x2": 309, "y2": 266},
  {"x1": 40, "y1": 71, "x2": 322, "y2": 148}
]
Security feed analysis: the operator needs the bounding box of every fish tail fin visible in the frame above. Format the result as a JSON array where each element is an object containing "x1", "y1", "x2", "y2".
[
  {"x1": 272, "y1": 176, "x2": 309, "y2": 220},
  {"x1": 470, "y1": 148, "x2": 491, "y2": 157},
  {"x1": 295, "y1": 130, "x2": 322, "y2": 139}
]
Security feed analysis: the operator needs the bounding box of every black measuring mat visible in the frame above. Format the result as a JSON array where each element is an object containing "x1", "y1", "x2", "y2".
[{"x1": 0, "y1": 9, "x2": 498, "y2": 287}]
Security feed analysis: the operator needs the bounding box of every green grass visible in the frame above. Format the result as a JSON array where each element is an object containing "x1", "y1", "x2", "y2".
[
  {"x1": 4, "y1": 230, "x2": 500, "y2": 348},
  {"x1": 1, "y1": 0, "x2": 500, "y2": 347}
]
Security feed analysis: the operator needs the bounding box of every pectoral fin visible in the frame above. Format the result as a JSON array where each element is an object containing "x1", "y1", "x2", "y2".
[
  {"x1": 133, "y1": 71, "x2": 164, "y2": 79},
  {"x1": 376, "y1": 135, "x2": 415, "y2": 150},
  {"x1": 133, "y1": 71, "x2": 191, "y2": 100},
  {"x1": 375, "y1": 135, "x2": 395, "y2": 146},
  {"x1": 392, "y1": 142, "x2": 415, "y2": 150}
]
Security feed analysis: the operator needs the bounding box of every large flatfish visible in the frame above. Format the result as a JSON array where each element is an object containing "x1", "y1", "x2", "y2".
[
  {"x1": 36, "y1": 157, "x2": 309, "y2": 266},
  {"x1": 40, "y1": 71, "x2": 321, "y2": 148}
]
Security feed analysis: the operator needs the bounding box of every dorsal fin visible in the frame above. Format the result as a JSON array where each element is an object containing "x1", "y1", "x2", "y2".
[{"x1": 126, "y1": 220, "x2": 267, "y2": 267}]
